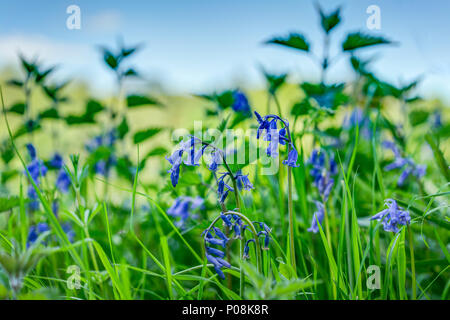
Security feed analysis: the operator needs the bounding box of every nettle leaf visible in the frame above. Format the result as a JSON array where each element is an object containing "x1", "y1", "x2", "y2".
[
  {"x1": 145, "y1": 147, "x2": 167, "y2": 158},
  {"x1": 102, "y1": 49, "x2": 119, "y2": 70},
  {"x1": 216, "y1": 90, "x2": 234, "y2": 109},
  {"x1": 133, "y1": 128, "x2": 162, "y2": 144},
  {"x1": 342, "y1": 32, "x2": 392, "y2": 51},
  {"x1": 65, "y1": 115, "x2": 95, "y2": 125},
  {"x1": 318, "y1": 5, "x2": 341, "y2": 34},
  {"x1": 117, "y1": 117, "x2": 129, "y2": 139},
  {"x1": 127, "y1": 95, "x2": 159, "y2": 108},
  {"x1": 123, "y1": 68, "x2": 138, "y2": 78},
  {"x1": 265, "y1": 33, "x2": 310, "y2": 52},
  {"x1": 85, "y1": 100, "x2": 104, "y2": 115},
  {"x1": 0, "y1": 196, "x2": 21, "y2": 213},
  {"x1": 409, "y1": 110, "x2": 429, "y2": 126},
  {"x1": 8, "y1": 103, "x2": 25, "y2": 115},
  {"x1": 7, "y1": 79, "x2": 23, "y2": 87},
  {"x1": 13, "y1": 121, "x2": 41, "y2": 139},
  {"x1": 291, "y1": 99, "x2": 313, "y2": 116},
  {"x1": 261, "y1": 68, "x2": 287, "y2": 94},
  {"x1": 39, "y1": 108, "x2": 59, "y2": 119}
]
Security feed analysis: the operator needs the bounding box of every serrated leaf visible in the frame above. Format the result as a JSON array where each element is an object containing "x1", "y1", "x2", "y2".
[
  {"x1": 39, "y1": 108, "x2": 59, "y2": 119},
  {"x1": 317, "y1": 5, "x2": 341, "y2": 34},
  {"x1": 127, "y1": 95, "x2": 159, "y2": 108},
  {"x1": 85, "y1": 100, "x2": 104, "y2": 115},
  {"x1": 265, "y1": 33, "x2": 310, "y2": 52},
  {"x1": 342, "y1": 32, "x2": 392, "y2": 51},
  {"x1": 8, "y1": 103, "x2": 25, "y2": 115},
  {"x1": 145, "y1": 147, "x2": 167, "y2": 158},
  {"x1": 133, "y1": 128, "x2": 162, "y2": 144},
  {"x1": 117, "y1": 117, "x2": 129, "y2": 139}
]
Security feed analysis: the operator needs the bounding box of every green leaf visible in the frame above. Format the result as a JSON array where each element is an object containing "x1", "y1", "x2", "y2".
[
  {"x1": 127, "y1": 95, "x2": 159, "y2": 108},
  {"x1": 342, "y1": 32, "x2": 392, "y2": 51},
  {"x1": 65, "y1": 115, "x2": 95, "y2": 125},
  {"x1": 0, "y1": 196, "x2": 21, "y2": 213},
  {"x1": 145, "y1": 147, "x2": 167, "y2": 158},
  {"x1": 177, "y1": 171, "x2": 202, "y2": 187},
  {"x1": 317, "y1": 5, "x2": 341, "y2": 34},
  {"x1": 102, "y1": 49, "x2": 119, "y2": 70},
  {"x1": 85, "y1": 100, "x2": 104, "y2": 115},
  {"x1": 291, "y1": 99, "x2": 312, "y2": 116},
  {"x1": 39, "y1": 108, "x2": 59, "y2": 119},
  {"x1": 133, "y1": 128, "x2": 162, "y2": 144},
  {"x1": 117, "y1": 117, "x2": 129, "y2": 139},
  {"x1": 265, "y1": 33, "x2": 310, "y2": 52},
  {"x1": 9, "y1": 103, "x2": 26, "y2": 115}
]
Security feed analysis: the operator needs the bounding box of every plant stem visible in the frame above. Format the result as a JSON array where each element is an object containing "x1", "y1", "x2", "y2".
[
  {"x1": 408, "y1": 225, "x2": 416, "y2": 300},
  {"x1": 287, "y1": 165, "x2": 296, "y2": 275}
]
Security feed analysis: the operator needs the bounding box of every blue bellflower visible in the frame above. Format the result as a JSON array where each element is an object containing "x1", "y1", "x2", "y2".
[
  {"x1": 167, "y1": 196, "x2": 204, "y2": 228},
  {"x1": 231, "y1": 90, "x2": 251, "y2": 114},
  {"x1": 308, "y1": 149, "x2": 337, "y2": 201},
  {"x1": 254, "y1": 111, "x2": 298, "y2": 167},
  {"x1": 382, "y1": 141, "x2": 426, "y2": 186},
  {"x1": 371, "y1": 199, "x2": 411, "y2": 233},
  {"x1": 307, "y1": 201, "x2": 325, "y2": 233},
  {"x1": 27, "y1": 223, "x2": 50, "y2": 247}
]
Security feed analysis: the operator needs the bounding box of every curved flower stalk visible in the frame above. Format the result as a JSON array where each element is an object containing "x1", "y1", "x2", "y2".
[
  {"x1": 166, "y1": 135, "x2": 253, "y2": 207},
  {"x1": 202, "y1": 211, "x2": 270, "y2": 286},
  {"x1": 254, "y1": 111, "x2": 299, "y2": 274},
  {"x1": 382, "y1": 141, "x2": 426, "y2": 187}
]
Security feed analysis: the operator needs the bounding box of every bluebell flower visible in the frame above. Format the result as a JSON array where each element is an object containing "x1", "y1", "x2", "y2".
[
  {"x1": 235, "y1": 170, "x2": 254, "y2": 191},
  {"x1": 382, "y1": 141, "x2": 426, "y2": 186},
  {"x1": 308, "y1": 149, "x2": 337, "y2": 201},
  {"x1": 85, "y1": 129, "x2": 118, "y2": 177},
  {"x1": 243, "y1": 239, "x2": 255, "y2": 259},
  {"x1": 203, "y1": 224, "x2": 232, "y2": 279},
  {"x1": 27, "y1": 223, "x2": 50, "y2": 247},
  {"x1": 206, "y1": 254, "x2": 230, "y2": 280},
  {"x1": 27, "y1": 186, "x2": 40, "y2": 211},
  {"x1": 208, "y1": 150, "x2": 222, "y2": 172},
  {"x1": 283, "y1": 145, "x2": 300, "y2": 167},
  {"x1": 217, "y1": 173, "x2": 234, "y2": 203},
  {"x1": 56, "y1": 170, "x2": 71, "y2": 193},
  {"x1": 254, "y1": 111, "x2": 296, "y2": 167},
  {"x1": 166, "y1": 136, "x2": 204, "y2": 187},
  {"x1": 307, "y1": 201, "x2": 325, "y2": 233},
  {"x1": 26, "y1": 143, "x2": 37, "y2": 160},
  {"x1": 167, "y1": 196, "x2": 204, "y2": 228},
  {"x1": 49, "y1": 153, "x2": 64, "y2": 169},
  {"x1": 232, "y1": 90, "x2": 251, "y2": 114},
  {"x1": 371, "y1": 199, "x2": 411, "y2": 233},
  {"x1": 62, "y1": 222, "x2": 76, "y2": 243}
]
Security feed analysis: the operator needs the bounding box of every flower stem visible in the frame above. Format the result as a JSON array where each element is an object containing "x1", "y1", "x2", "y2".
[
  {"x1": 287, "y1": 165, "x2": 297, "y2": 276},
  {"x1": 407, "y1": 225, "x2": 416, "y2": 300}
]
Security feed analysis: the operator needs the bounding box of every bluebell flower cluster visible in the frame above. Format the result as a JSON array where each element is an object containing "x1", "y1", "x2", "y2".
[
  {"x1": 203, "y1": 214, "x2": 271, "y2": 279},
  {"x1": 27, "y1": 223, "x2": 50, "y2": 247},
  {"x1": 308, "y1": 149, "x2": 337, "y2": 201},
  {"x1": 254, "y1": 111, "x2": 299, "y2": 167},
  {"x1": 27, "y1": 222, "x2": 75, "y2": 247},
  {"x1": 343, "y1": 107, "x2": 372, "y2": 139},
  {"x1": 382, "y1": 141, "x2": 426, "y2": 186},
  {"x1": 167, "y1": 196, "x2": 204, "y2": 228},
  {"x1": 166, "y1": 136, "x2": 253, "y2": 204},
  {"x1": 166, "y1": 136, "x2": 204, "y2": 187},
  {"x1": 85, "y1": 129, "x2": 118, "y2": 176},
  {"x1": 231, "y1": 90, "x2": 251, "y2": 115},
  {"x1": 307, "y1": 201, "x2": 325, "y2": 233},
  {"x1": 49, "y1": 153, "x2": 71, "y2": 193},
  {"x1": 371, "y1": 199, "x2": 411, "y2": 233},
  {"x1": 25, "y1": 144, "x2": 48, "y2": 211}
]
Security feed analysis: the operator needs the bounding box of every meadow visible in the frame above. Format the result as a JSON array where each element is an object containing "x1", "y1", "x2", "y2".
[{"x1": 0, "y1": 5, "x2": 449, "y2": 300}]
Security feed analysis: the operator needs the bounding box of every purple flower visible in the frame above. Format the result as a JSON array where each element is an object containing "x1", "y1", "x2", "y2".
[
  {"x1": 26, "y1": 144, "x2": 37, "y2": 160},
  {"x1": 235, "y1": 171, "x2": 254, "y2": 191},
  {"x1": 308, "y1": 149, "x2": 337, "y2": 201},
  {"x1": 383, "y1": 141, "x2": 426, "y2": 186},
  {"x1": 307, "y1": 201, "x2": 325, "y2": 233},
  {"x1": 167, "y1": 196, "x2": 204, "y2": 228},
  {"x1": 56, "y1": 170, "x2": 71, "y2": 193},
  {"x1": 27, "y1": 223, "x2": 50, "y2": 247},
  {"x1": 232, "y1": 90, "x2": 251, "y2": 114},
  {"x1": 283, "y1": 145, "x2": 300, "y2": 167},
  {"x1": 371, "y1": 199, "x2": 411, "y2": 233},
  {"x1": 49, "y1": 153, "x2": 64, "y2": 169}
]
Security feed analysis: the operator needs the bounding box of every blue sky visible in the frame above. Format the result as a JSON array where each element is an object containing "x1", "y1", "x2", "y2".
[{"x1": 1, "y1": 0, "x2": 449, "y2": 101}]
